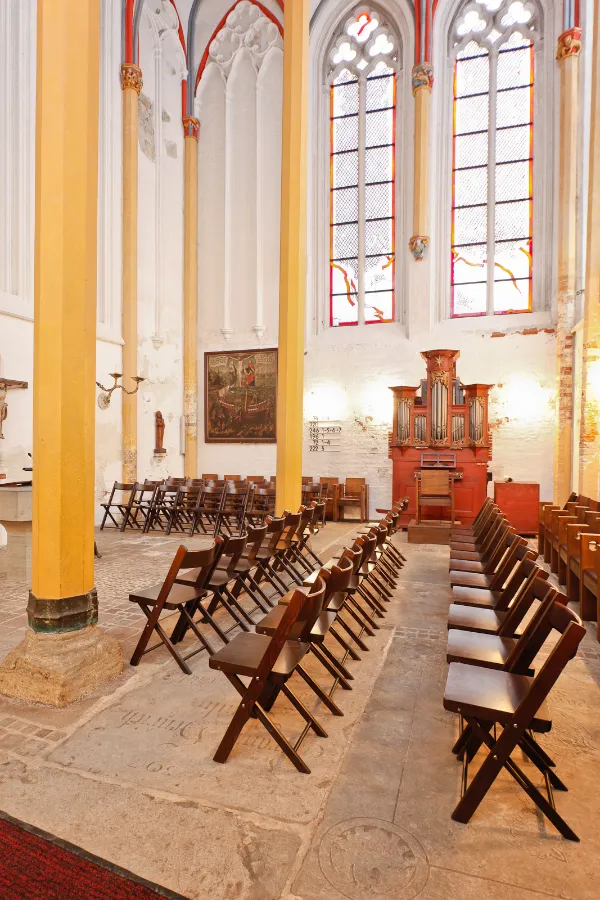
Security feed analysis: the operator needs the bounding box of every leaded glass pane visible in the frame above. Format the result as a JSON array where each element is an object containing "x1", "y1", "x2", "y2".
[
  {"x1": 495, "y1": 124, "x2": 530, "y2": 162},
  {"x1": 455, "y1": 53, "x2": 489, "y2": 97},
  {"x1": 452, "y1": 281, "x2": 487, "y2": 316},
  {"x1": 365, "y1": 218, "x2": 393, "y2": 256},
  {"x1": 365, "y1": 182, "x2": 393, "y2": 219},
  {"x1": 454, "y1": 166, "x2": 488, "y2": 208},
  {"x1": 454, "y1": 131, "x2": 489, "y2": 168},
  {"x1": 495, "y1": 160, "x2": 530, "y2": 202},
  {"x1": 453, "y1": 204, "x2": 488, "y2": 245},
  {"x1": 496, "y1": 47, "x2": 531, "y2": 90},
  {"x1": 452, "y1": 244, "x2": 487, "y2": 284},
  {"x1": 366, "y1": 73, "x2": 394, "y2": 111},
  {"x1": 331, "y1": 291, "x2": 359, "y2": 325},
  {"x1": 332, "y1": 222, "x2": 359, "y2": 259},
  {"x1": 333, "y1": 114, "x2": 359, "y2": 152},
  {"x1": 332, "y1": 150, "x2": 359, "y2": 188},
  {"x1": 493, "y1": 277, "x2": 531, "y2": 312},
  {"x1": 494, "y1": 199, "x2": 530, "y2": 240},
  {"x1": 365, "y1": 109, "x2": 394, "y2": 148},
  {"x1": 332, "y1": 78, "x2": 359, "y2": 116},
  {"x1": 365, "y1": 145, "x2": 393, "y2": 182},
  {"x1": 493, "y1": 239, "x2": 532, "y2": 282},
  {"x1": 496, "y1": 85, "x2": 531, "y2": 128},
  {"x1": 365, "y1": 291, "x2": 394, "y2": 322},
  {"x1": 332, "y1": 187, "x2": 359, "y2": 224},
  {"x1": 455, "y1": 94, "x2": 489, "y2": 135},
  {"x1": 365, "y1": 254, "x2": 394, "y2": 293}
]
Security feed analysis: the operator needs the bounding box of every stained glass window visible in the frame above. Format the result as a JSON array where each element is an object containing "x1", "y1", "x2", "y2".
[
  {"x1": 328, "y1": 8, "x2": 398, "y2": 326},
  {"x1": 450, "y1": 0, "x2": 537, "y2": 317}
]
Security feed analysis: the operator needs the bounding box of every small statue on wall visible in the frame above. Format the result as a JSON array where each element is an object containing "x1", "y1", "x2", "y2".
[{"x1": 154, "y1": 410, "x2": 166, "y2": 455}]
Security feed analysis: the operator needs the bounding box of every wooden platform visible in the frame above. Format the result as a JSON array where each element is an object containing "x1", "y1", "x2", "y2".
[{"x1": 407, "y1": 519, "x2": 458, "y2": 545}]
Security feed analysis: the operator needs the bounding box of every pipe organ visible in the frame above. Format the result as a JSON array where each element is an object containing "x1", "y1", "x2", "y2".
[{"x1": 389, "y1": 350, "x2": 492, "y2": 525}]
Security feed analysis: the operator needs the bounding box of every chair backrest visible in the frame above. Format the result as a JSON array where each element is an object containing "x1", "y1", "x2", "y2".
[
  {"x1": 511, "y1": 603, "x2": 585, "y2": 727},
  {"x1": 345, "y1": 477, "x2": 365, "y2": 496},
  {"x1": 166, "y1": 476, "x2": 186, "y2": 486},
  {"x1": 178, "y1": 484, "x2": 201, "y2": 505},
  {"x1": 302, "y1": 476, "x2": 315, "y2": 484},
  {"x1": 244, "y1": 523, "x2": 268, "y2": 559},
  {"x1": 279, "y1": 513, "x2": 301, "y2": 547},
  {"x1": 264, "y1": 515, "x2": 286, "y2": 553},
  {"x1": 296, "y1": 576, "x2": 327, "y2": 640},
  {"x1": 500, "y1": 569, "x2": 553, "y2": 635},
  {"x1": 202, "y1": 474, "x2": 219, "y2": 481},
  {"x1": 252, "y1": 580, "x2": 326, "y2": 680},
  {"x1": 420, "y1": 470, "x2": 450, "y2": 495},
  {"x1": 341, "y1": 544, "x2": 363, "y2": 575},
  {"x1": 143, "y1": 479, "x2": 163, "y2": 487},
  {"x1": 186, "y1": 478, "x2": 205, "y2": 487},
  {"x1": 253, "y1": 487, "x2": 276, "y2": 516},
  {"x1": 158, "y1": 542, "x2": 217, "y2": 605},
  {"x1": 319, "y1": 554, "x2": 353, "y2": 605},
  {"x1": 132, "y1": 482, "x2": 159, "y2": 503},
  {"x1": 215, "y1": 533, "x2": 248, "y2": 573},
  {"x1": 505, "y1": 586, "x2": 567, "y2": 673},
  {"x1": 358, "y1": 533, "x2": 378, "y2": 568},
  {"x1": 224, "y1": 474, "x2": 242, "y2": 482}
]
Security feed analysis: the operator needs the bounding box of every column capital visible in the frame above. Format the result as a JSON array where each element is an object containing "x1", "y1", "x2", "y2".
[
  {"x1": 412, "y1": 62, "x2": 434, "y2": 95},
  {"x1": 409, "y1": 235, "x2": 429, "y2": 261},
  {"x1": 556, "y1": 28, "x2": 582, "y2": 63},
  {"x1": 121, "y1": 63, "x2": 143, "y2": 94},
  {"x1": 183, "y1": 115, "x2": 200, "y2": 140}
]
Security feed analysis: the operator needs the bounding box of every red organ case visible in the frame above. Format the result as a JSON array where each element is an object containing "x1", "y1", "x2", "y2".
[{"x1": 389, "y1": 350, "x2": 492, "y2": 527}]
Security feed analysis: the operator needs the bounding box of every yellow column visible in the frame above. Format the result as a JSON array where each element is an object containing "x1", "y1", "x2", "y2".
[
  {"x1": 0, "y1": 0, "x2": 122, "y2": 706},
  {"x1": 580, "y1": 8, "x2": 600, "y2": 495},
  {"x1": 121, "y1": 63, "x2": 143, "y2": 483},
  {"x1": 409, "y1": 63, "x2": 433, "y2": 261},
  {"x1": 275, "y1": 0, "x2": 310, "y2": 515},
  {"x1": 183, "y1": 116, "x2": 199, "y2": 478},
  {"x1": 554, "y1": 30, "x2": 581, "y2": 506}
]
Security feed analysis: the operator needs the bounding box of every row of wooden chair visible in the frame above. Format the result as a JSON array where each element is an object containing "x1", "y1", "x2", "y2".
[
  {"x1": 127, "y1": 497, "x2": 409, "y2": 773},
  {"x1": 443, "y1": 498, "x2": 585, "y2": 841},
  {"x1": 100, "y1": 478, "x2": 303, "y2": 536},
  {"x1": 538, "y1": 493, "x2": 600, "y2": 635}
]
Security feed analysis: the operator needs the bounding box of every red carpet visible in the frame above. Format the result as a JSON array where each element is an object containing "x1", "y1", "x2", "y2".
[{"x1": 0, "y1": 810, "x2": 187, "y2": 899}]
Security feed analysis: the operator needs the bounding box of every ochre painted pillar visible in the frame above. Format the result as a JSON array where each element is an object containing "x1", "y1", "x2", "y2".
[
  {"x1": 579, "y1": 9, "x2": 600, "y2": 495},
  {"x1": 183, "y1": 116, "x2": 200, "y2": 478},
  {"x1": 0, "y1": 0, "x2": 122, "y2": 706},
  {"x1": 121, "y1": 63, "x2": 143, "y2": 484},
  {"x1": 409, "y1": 63, "x2": 433, "y2": 262},
  {"x1": 553, "y1": 30, "x2": 581, "y2": 506},
  {"x1": 275, "y1": 0, "x2": 310, "y2": 515}
]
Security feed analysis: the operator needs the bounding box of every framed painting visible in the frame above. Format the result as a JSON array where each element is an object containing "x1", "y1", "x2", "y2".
[{"x1": 204, "y1": 349, "x2": 277, "y2": 443}]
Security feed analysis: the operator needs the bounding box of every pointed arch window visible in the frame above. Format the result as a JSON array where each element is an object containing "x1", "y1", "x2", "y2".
[
  {"x1": 450, "y1": 0, "x2": 538, "y2": 317},
  {"x1": 327, "y1": 7, "x2": 399, "y2": 326}
]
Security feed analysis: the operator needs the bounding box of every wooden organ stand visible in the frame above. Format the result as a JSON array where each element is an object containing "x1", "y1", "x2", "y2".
[{"x1": 389, "y1": 350, "x2": 492, "y2": 528}]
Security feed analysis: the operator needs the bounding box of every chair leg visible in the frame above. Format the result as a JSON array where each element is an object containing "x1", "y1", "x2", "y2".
[{"x1": 295, "y1": 664, "x2": 344, "y2": 716}]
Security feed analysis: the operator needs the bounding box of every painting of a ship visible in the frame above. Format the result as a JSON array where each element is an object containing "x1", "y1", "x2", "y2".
[{"x1": 204, "y1": 349, "x2": 277, "y2": 443}]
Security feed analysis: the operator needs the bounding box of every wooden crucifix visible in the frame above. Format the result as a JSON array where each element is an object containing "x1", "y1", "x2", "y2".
[{"x1": 0, "y1": 378, "x2": 29, "y2": 441}]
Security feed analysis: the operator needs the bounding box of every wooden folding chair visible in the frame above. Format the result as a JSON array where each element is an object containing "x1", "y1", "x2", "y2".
[
  {"x1": 190, "y1": 484, "x2": 225, "y2": 535},
  {"x1": 451, "y1": 547, "x2": 543, "y2": 610},
  {"x1": 129, "y1": 543, "x2": 217, "y2": 673},
  {"x1": 444, "y1": 602, "x2": 585, "y2": 841},
  {"x1": 217, "y1": 484, "x2": 252, "y2": 536},
  {"x1": 209, "y1": 579, "x2": 328, "y2": 773},
  {"x1": 447, "y1": 584, "x2": 567, "y2": 673},
  {"x1": 448, "y1": 572, "x2": 555, "y2": 638},
  {"x1": 143, "y1": 483, "x2": 181, "y2": 533},
  {"x1": 100, "y1": 482, "x2": 135, "y2": 530}
]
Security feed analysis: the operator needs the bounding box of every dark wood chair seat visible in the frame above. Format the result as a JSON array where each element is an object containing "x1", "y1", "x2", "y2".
[
  {"x1": 128, "y1": 581, "x2": 207, "y2": 609},
  {"x1": 209, "y1": 631, "x2": 309, "y2": 678},
  {"x1": 447, "y1": 604, "x2": 523, "y2": 636},
  {"x1": 450, "y1": 570, "x2": 492, "y2": 589},
  {"x1": 444, "y1": 663, "x2": 551, "y2": 731},
  {"x1": 447, "y1": 630, "x2": 522, "y2": 671},
  {"x1": 256, "y1": 607, "x2": 336, "y2": 642},
  {"x1": 448, "y1": 558, "x2": 485, "y2": 574},
  {"x1": 449, "y1": 548, "x2": 481, "y2": 562},
  {"x1": 451, "y1": 587, "x2": 501, "y2": 608}
]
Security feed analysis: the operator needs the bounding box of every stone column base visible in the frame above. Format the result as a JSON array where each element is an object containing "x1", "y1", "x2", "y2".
[{"x1": 0, "y1": 625, "x2": 124, "y2": 707}]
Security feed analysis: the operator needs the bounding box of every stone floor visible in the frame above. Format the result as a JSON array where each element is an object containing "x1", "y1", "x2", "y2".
[{"x1": 0, "y1": 524, "x2": 599, "y2": 899}]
